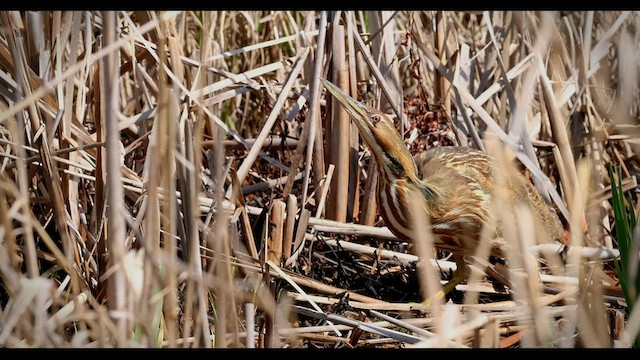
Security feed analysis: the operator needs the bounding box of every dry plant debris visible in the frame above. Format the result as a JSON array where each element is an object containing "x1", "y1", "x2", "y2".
[{"x1": 0, "y1": 10, "x2": 639, "y2": 348}]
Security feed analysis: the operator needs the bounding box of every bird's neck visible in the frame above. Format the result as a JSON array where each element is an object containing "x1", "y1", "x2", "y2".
[
  {"x1": 374, "y1": 155, "x2": 441, "y2": 241},
  {"x1": 372, "y1": 143, "x2": 419, "y2": 180},
  {"x1": 376, "y1": 162, "x2": 440, "y2": 207},
  {"x1": 377, "y1": 168, "x2": 437, "y2": 241}
]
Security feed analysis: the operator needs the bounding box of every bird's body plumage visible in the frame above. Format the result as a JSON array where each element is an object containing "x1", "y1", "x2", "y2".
[{"x1": 377, "y1": 145, "x2": 565, "y2": 258}]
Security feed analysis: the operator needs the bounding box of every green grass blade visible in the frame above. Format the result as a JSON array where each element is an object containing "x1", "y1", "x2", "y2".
[{"x1": 609, "y1": 164, "x2": 640, "y2": 347}]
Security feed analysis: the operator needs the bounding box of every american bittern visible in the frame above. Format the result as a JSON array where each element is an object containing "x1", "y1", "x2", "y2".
[{"x1": 321, "y1": 78, "x2": 565, "y2": 302}]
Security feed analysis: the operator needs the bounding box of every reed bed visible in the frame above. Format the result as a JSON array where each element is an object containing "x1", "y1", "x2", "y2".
[{"x1": 0, "y1": 10, "x2": 639, "y2": 348}]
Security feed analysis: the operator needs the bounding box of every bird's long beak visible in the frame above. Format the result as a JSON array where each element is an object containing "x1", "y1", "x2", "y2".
[
  {"x1": 321, "y1": 78, "x2": 419, "y2": 181},
  {"x1": 320, "y1": 78, "x2": 371, "y2": 135}
]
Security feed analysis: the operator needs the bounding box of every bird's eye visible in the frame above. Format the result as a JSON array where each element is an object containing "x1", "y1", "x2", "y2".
[{"x1": 371, "y1": 114, "x2": 381, "y2": 124}]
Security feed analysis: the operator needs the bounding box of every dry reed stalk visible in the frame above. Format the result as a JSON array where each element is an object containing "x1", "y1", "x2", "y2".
[
  {"x1": 286, "y1": 208, "x2": 311, "y2": 267},
  {"x1": 191, "y1": 60, "x2": 285, "y2": 99},
  {"x1": 0, "y1": 179, "x2": 20, "y2": 292},
  {"x1": 101, "y1": 11, "x2": 130, "y2": 344},
  {"x1": 376, "y1": 12, "x2": 404, "y2": 128},
  {"x1": 452, "y1": 43, "x2": 482, "y2": 149},
  {"x1": 233, "y1": 261, "x2": 383, "y2": 304},
  {"x1": 286, "y1": 290, "x2": 551, "y2": 313},
  {"x1": 0, "y1": 12, "x2": 179, "y2": 124},
  {"x1": 313, "y1": 164, "x2": 335, "y2": 218},
  {"x1": 268, "y1": 199, "x2": 286, "y2": 264},
  {"x1": 278, "y1": 316, "x2": 435, "y2": 336},
  {"x1": 282, "y1": 11, "x2": 327, "y2": 206},
  {"x1": 473, "y1": 53, "x2": 535, "y2": 106},
  {"x1": 296, "y1": 332, "x2": 352, "y2": 346},
  {"x1": 283, "y1": 194, "x2": 297, "y2": 260},
  {"x1": 166, "y1": 18, "x2": 212, "y2": 344},
  {"x1": 323, "y1": 239, "x2": 419, "y2": 265},
  {"x1": 565, "y1": 161, "x2": 610, "y2": 347},
  {"x1": 538, "y1": 55, "x2": 584, "y2": 227},
  {"x1": 346, "y1": 13, "x2": 360, "y2": 222},
  {"x1": 369, "y1": 309, "x2": 468, "y2": 348},
  {"x1": 61, "y1": 12, "x2": 82, "y2": 238},
  {"x1": 434, "y1": 11, "x2": 451, "y2": 119},
  {"x1": 311, "y1": 108, "x2": 327, "y2": 213},
  {"x1": 351, "y1": 25, "x2": 405, "y2": 126},
  {"x1": 293, "y1": 304, "x2": 422, "y2": 344},
  {"x1": 232, "y1": 205, "x2": 258, "y2": 260},
  {"x1": 244, "y1": 302, "x2": 255, "y2": 348},
  {"x1": 0, "y1": 10, "x2": 637, "y2": 349},
  {"x1": 406, "y1": 193, "x2": 446, "y2": 344},
  {"x1": 327, "y1": 23, "x2": 350, "y2": 222},
  {"x1": 204, "y1": 12, "x2": 241, "y2": 348},
  {"x1": 267, "y1": 260, "x2": 342, "y2": 338},
  {"x1": 359, "y1": 159, "x2": 378, "y2": 226},
  {"x1": 1, "y1": 12, "x2": 39, "y2": 282},
  {"x1": 147, "y1": 16, "x2": 180, "y2": 348}
]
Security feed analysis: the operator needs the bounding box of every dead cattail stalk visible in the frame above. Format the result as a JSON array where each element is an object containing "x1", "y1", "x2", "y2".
[
  {"x1": 2, "y1": 11, "x2": 39, "y2": 281},
  {"x1": 327, "y1": 23, "x2": 350, "y2": 222},
  {"x1": 283, "y1": 194, "x2": 297, "y2": 260},
  {"x1": 434, "y1": 11, "x2": 451, "y2": 118},
  {"x1": 359, "y1": 159, "x2": 378, "y2": 226},
  {"x1": 346, "y1": 12, "x2": 360, "y2": 222},
  {"x1": 286, "y1": 208, "x2": 311, "y2": 267},
  {"x1": 314, "y1": 164, "x2": 335, "y2": 218},
  {"x1": 101, "y1": 10, "x2": 130, "y2": 344},
  {"x1": 268, "y1": 200, "x2": 286, "y2": 264}
]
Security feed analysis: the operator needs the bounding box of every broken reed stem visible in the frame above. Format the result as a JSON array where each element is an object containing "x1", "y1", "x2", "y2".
[
  {"x1": 314, "y1": 164, "x2": 335, "y2": 218},
  {"x1": 286, "y1": 208, "x2": 311, "y2": 267},
  {"x1": 359, "y1": 159, "x2": 378, "y2": 226},
  {"x1": 239, "y1": 206, "x2": 259, "y2": 260},
  {"x1": 283, "y1": 194, "x2": 297, "y2": 260},
  {"x1": 268, "y1": 199, "x2": 286, "y2": 264}
]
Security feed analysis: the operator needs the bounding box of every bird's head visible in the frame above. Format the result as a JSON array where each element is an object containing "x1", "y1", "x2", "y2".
[{"x1": 321, "y1": 78, "x2": 418, "y2": 181}]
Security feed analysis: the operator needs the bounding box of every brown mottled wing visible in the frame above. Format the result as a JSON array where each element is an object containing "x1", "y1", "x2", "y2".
[
  {"x1": 413, "y1": 146, "x2": 565, "y2": 250},
  {"x1": 412, "y1": 147, "x2": 494, "y2": 253},
  {"x1": 415, "y1": 146, "x2": 493, "y2": 186},
  {"x1": 414, "y1": 146, "x2": 494, "y2": 218}
]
